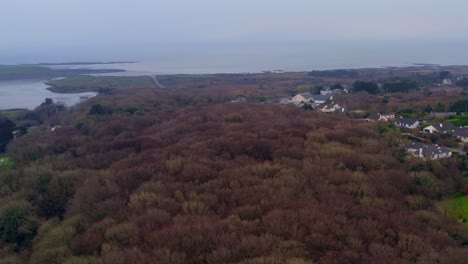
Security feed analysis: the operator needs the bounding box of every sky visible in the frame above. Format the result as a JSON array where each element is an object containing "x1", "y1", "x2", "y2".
[{"x1": 1, "y1": 0, "x2": 468, "y2": 65}]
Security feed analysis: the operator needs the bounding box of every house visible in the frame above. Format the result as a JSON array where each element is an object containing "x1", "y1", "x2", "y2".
[
  {"x1": 395, "y1": 118, "x2": 420, "y2": 129},
  {"x1": 290, "y1": 92, "x2": 315, "y2": 104},
  {"x1": 287, "y1": 93, "x2": 332, "y2": 107},
  {"x1": 406, "y1": 142, "x2": 452, "y2": 159},
  {"x1": 12, "y1": 130, "x2": 23, "y2": 140},
  {"x1": 320, "y1": 103, "x2": 342, "y2": 113},
  {"x1": 312, "y1": 94, "x2": 333, "y2": 104},
  {"x1": 331, "y1": 89, "x2": 347, "y2": 95},
  {"x1": 333, "y1": 107, "x2": 347, "y2": 114},
  {"x1": 320, "y1": 88, "x2": 332, "y2": 95},
  {"x1": 367, "y1": 113, "x2": 395, "y2": 122},
  {"x1": 423, "y1": 123, "x2": 457, "y2": 134},
  {"x1": 381, "y1": 114, "x2": 395, "y2": 121},
  {"x1": 367, "y1": 113, "x2": 381, "y2": 122},
  {"x1": 442, "y1": 79, "x2": 453, "y2": 85},
  {"x1": 422, "y1": 126, "x2": 438, "y2": 134},
  {"x1": 453, "y1": 128, "x2": 468, "y2": 143}
]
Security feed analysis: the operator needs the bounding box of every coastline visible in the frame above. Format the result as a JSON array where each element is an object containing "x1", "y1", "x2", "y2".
[
  {"x1": 0, "y1": 79, "x2": 98, "y2": 111},
  {"x1": 2, "y1": 62, "x2": 468, "y2": 111}
]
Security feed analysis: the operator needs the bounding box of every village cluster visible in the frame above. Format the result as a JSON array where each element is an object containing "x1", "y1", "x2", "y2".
[
  {"x1": 231, "y1": 86, "x2": 468, "y2": 160},
  {"x1": 367, "y1": 114, "x2": 468, "y2": 160},
  {"x1": 278, "y1": 87, "x2": 348, "y2": 113}
]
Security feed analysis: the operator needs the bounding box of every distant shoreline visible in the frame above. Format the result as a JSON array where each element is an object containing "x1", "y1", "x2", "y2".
[
  {"x1": 0, "y1": 61, "x2": 138, "y2": 67},
  {"x1": 27, "y1": 61, "x2": 137, "y2": 66}
]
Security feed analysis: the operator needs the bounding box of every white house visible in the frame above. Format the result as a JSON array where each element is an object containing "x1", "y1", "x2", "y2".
[
  {"x1": 287, "y1": 92, "x2": 333, "y2": 107},
  {"x1": 407, "y1": 142, "x2": 452, "y2": 159},
  {"x1": 320, "y1": 103, "x2": 342, "y2": 113},
  {"x1": 290, "y1": 92, "x2": 314, "y2": 104},
  {"x1": 367, "y1": 113, "x2": 395, "y2": 122},
  {"x1": 423, "y1": 123, "x2": 457, "y2": 134},
  {"x1": 380, "y1": 114, "x2": 395, "y2": 121},
  {"x1": 320, "y1": 89, "x2": 332, "y2": 95},
  {"x1": 442, "y1": 79, "x2": 453, "y2": 85},
  {"x1": 423, "y1": 126, "x2": 438, "y2": 134},
  {"x1": 395, "y1": 118, "x2": 420, "y2": 129}
]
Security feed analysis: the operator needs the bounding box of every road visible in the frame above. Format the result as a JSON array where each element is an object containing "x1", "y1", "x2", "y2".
[{"x1": 149, "y1": 75, "x2": 166, "y2": 89}]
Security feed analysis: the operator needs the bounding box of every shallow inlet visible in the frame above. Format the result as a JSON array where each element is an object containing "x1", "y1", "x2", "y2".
[{"x1": 0, "y1": 79, "x2": 97, "y2": 110}]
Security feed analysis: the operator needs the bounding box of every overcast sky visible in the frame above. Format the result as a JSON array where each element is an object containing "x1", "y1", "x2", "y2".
[{"x1": 1, "y1": 0, "x2": 467, "y2": 64}]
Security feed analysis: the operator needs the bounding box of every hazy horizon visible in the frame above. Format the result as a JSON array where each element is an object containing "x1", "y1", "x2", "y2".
[{"x1": 2, "y1": 0, "x2": 468, "y2": 69}]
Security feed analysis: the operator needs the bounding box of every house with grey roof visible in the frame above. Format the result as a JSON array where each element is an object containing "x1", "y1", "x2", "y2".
[
  {"x1": 367, "y1": 113, "x2": 381, "y2": 122},
  {"x1": 333, "y1": 107, "x2": 347, "y2": 114},
  {"x1": 406, "y1": 142, "x2": 452, "y2": 159},
  {"x1": 453, "y1": 128, "x2": 468, "y2": 143},
  {"x1": 278, "y1": 97, "x2": 292, "y2": 104},
  {"x1": 312, "y1": 94, "x2": 333, "y2": 104},
  {"x1": 331, "y1": 89, "x2": 347, "y2": 95},
  {"x1": 395, "y1": 118, "x2": 420, "y2": 129},
  {"x1": 288, "y1": 92, "x2": 333, "y2": 107},
  {"x1": 423, "y1": 123, "x2": 457, "y2": 134}
]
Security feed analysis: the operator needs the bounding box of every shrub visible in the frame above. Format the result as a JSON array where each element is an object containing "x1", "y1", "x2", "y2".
[
  {"x1": 166, "y1": 157, "x2": 184, "y2": 175},
  {"x1": 105, "y1": 222, "x2": 139, "y2": 245},
  {"x1": 0, "y1": 157, "x2": 14, "y2": 172},
  {"x1": 70, "y1": 231, "x2": 104, "y2": 255},
  {"x1": 0, "y1": 200, "x2": 37, "y2": 249}
]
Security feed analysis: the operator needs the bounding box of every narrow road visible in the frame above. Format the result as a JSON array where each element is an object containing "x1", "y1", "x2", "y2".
[{"x1": 149, "y1": 75, "x2": 166, "y2": 89}]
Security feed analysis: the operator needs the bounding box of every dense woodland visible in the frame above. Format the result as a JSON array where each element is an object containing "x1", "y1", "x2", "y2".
[{"x1": 1, "y1": 70, "x2": 468, "y2": 263}]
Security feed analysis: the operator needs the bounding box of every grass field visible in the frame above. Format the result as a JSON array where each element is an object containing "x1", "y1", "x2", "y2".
[
  {"x1": 438, "y1": 195, "x2": 468, "y2": 225},
  {"x1": 46, "y1": 75, "x2": 156, "y2": 93},
  {"x1": 0, "y1": 66, "x2": 58, "y2": 80},
  {"x1": 447, "y1": 116, "x2": 468, "y2": 127}
]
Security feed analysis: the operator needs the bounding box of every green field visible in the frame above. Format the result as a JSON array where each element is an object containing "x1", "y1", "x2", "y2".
[
  {"x1": 0, "y1": 66, "x2": 58, "y2": 80},
  {"x1": 46, "y1": 75, "x2": 155, "y2": 93},
  {"x1": 438, "y1": 195, "x2": 468, "y2": 225},
  {"x1": 447, "y1": 116, "x2": 468, "y2": 127}
]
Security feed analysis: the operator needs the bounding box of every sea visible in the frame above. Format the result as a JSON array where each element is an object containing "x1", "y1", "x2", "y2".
[{"x1": 16, "y1": 40, "x2": 468, "y2": 75}]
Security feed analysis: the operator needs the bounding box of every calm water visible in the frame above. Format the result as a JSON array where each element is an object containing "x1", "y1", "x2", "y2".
[
  {"x1": 44, "y1": 41, "x2": 468, "y2": 75},
  {"x1": 0, "y1": 80, "x2": 97, "y2": 110}
]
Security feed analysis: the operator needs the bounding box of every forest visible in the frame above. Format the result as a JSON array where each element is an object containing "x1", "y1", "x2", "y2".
[{"x1": 1, "y1": 72, "x2": 468, "y2": 263}]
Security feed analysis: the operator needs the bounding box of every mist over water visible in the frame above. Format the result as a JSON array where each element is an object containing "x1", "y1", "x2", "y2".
[{"x1": 4, "y1": 40, "x2": 468, "y2": 74}]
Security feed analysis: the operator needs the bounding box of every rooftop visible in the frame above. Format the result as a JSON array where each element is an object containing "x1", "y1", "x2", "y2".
[
  {"x1": 407, "y1": 142, "x2": 451, "y2": 156},
  {"x1": 395, "y1": 117, "x2": 418, "y2": 125}
]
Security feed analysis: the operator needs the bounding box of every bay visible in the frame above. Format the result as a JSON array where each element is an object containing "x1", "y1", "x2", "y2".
[{"x1": 0, "y1": 79, "x2": 97, "y2": 110}]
